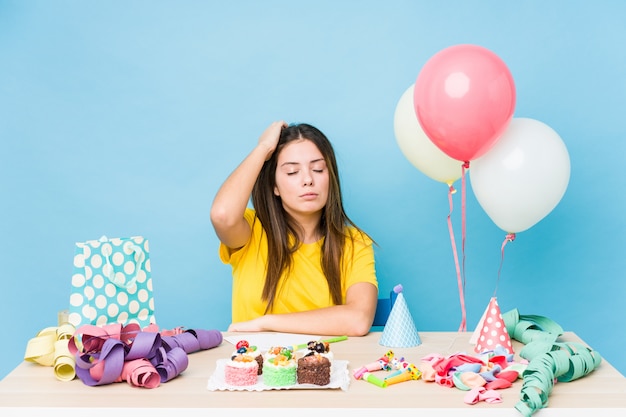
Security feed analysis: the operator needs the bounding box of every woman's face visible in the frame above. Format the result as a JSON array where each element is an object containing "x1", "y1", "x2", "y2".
[{"x1": 274, "y1": 139, "x2": 329, "y2": 219}]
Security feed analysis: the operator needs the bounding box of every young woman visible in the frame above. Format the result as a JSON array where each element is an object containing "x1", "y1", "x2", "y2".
[{"x1": 210, "y1": 121, "x2": 378, "y2": 336}]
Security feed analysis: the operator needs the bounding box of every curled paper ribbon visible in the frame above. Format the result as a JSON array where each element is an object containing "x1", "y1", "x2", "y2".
[
  {"x1": 119, "y1": 359, "x2": 161, "y2": 389},
  {"x1": 24, "y1": 323, "x2": 77, "y2": 381},
  {"x1": 68, "y1": 324, "x2": 222, "y2": 388},
  {"x1": 25, "y1": 319, "x2": 223, "y2": 387},
  {"x1": 75, "y1": 337, "x2": 126, "y2": 386},
  {"x1": 502, "y1": 308, "x2": 564, "y2": 346},
  {"x1": 53, "y1": 339, "x2": 76, "y2": 382},
  {"x1": 514, "y1": 341, "x2": 602, "y2": 417},
  {"x1": 498, "y1": 308, "x2": 601, "y2": 416}
]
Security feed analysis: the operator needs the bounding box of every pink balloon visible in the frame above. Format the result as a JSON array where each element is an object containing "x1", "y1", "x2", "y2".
[{"x1": 414, "y1": 44, "x2": 516, "y2": 162}]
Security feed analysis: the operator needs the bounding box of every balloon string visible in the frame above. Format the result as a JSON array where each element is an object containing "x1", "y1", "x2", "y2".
[
  {"x1": 460, "y1": 161, "x2": 470, "y2": 331},
  {"x1": 461, "y1": 161, "x2": 469, "y2": 300},
  {"x1": 447, "y1": 182, "x2": 466, "y2": 332},
  {"x1": 495, "y1": 233, "x2": 516, "y2": 297}
]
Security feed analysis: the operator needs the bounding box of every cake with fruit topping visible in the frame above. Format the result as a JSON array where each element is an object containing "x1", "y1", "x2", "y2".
[
  {"x1": 232, "y1": 340, "x2": 263, "y2": 375},
  {"x1": 297, "y1": 341, "x2": 332, "y2": 385},
  {"x1": 263, "y1": 346, "x2": 297, "y2": 387},
  {"x1": 224, "y1": 352, "x2": 259, "y2": 386}
]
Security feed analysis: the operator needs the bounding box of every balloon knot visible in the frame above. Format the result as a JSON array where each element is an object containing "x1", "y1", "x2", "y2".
[
  {"x1": 449, "y1": 185, "x2": 457, "y2": 194},
  {"x1": 462, "y1": 161, "x2": 470, "y2": 169},
  {"x1": 505, "y1": 233, "x2": 516, "y2": 242}
]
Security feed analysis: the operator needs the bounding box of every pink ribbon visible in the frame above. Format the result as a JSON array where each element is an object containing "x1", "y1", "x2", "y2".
[
  {"x1": 118, "y1": 359, "x2": 160, "y2": 388},
  {"x1": 447, "y1": 181, "x2": 466, "y2": 332}
]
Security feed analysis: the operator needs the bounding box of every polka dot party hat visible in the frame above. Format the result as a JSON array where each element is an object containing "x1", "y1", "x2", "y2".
[
  {"x1": 472, "y1": 297, "x2": 514, "y2": 355},
  {"x1": 379, "y1": 285, "x2": 421, "y2": 348}
]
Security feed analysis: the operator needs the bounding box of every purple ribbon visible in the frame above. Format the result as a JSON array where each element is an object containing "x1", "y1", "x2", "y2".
[
  {"x1": 161, "y1": 329, "x2": 223, "y2": 353},
  {"x1": 126, "y1": 331, "x2": 161, "y2": 361},
  {"x1": 75, "y1": 338, "x2": 126, "y2": 386},
  {"x1": 73, "y1": 328, "x2": 222, "y2": 388}
]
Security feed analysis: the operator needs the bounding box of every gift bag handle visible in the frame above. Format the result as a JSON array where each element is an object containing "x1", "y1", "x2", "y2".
[{"x1": 100, "y1": 237, "x2": 146, "y2": 289}]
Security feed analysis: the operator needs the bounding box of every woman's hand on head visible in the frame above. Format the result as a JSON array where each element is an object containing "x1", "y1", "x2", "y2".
[{"x1": 258, "y1": 120, "x2": 287, "y2": 161}]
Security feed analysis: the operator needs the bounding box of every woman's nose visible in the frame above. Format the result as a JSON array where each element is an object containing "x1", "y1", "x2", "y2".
[{"x1": 303, "y1": 171, "x2": 313, "y2": 186}]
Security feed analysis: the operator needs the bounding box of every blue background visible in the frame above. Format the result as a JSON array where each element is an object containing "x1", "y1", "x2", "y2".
[{"x1": 1, "y1": 1, "x2": 625, "y2": 380}]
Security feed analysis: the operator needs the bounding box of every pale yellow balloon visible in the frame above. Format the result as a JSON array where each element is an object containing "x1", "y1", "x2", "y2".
[{"x1": 394, "y1": 84, "x2": 463, "y2": 185}]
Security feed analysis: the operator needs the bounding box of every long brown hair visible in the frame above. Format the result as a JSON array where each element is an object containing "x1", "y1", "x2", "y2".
[{"x1": 251, "y1": 123, "x2": 371, "y2": 312}]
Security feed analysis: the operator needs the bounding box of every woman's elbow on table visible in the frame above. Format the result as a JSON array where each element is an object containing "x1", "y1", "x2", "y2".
[{"x1": 343, "y1": 310, "x2": 376, "y2": 337}]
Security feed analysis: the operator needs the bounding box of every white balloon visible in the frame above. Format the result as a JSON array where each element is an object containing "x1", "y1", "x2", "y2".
[
  {"x1": 470, "y1": 117, "x2": 570, "y2": 233},
  {"x1": 394, "y1": 84, "x2": 463, "y2": 185}
]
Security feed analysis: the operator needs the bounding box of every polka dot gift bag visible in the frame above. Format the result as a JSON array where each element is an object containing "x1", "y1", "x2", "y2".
[{"x1": 68, "y1": 235, "x2": 156, "y2": 328}]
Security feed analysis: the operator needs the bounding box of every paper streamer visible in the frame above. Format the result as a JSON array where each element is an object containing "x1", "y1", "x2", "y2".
[
  {"x1": 514, "y1": 342, "x2": 602, "y2": 417},
  {"x1": 25, "y1": 317, "x2": 223, "y2": 388},
  {"x1": 502, "y1": 308, "x2": 564, "y2": 345},
  {"x1": 68, "y1": 324, "x2": 222, "y2": 388},
  {"x1": 24, "y1": 322, "x2": 77, "y2": 381},
  {"x1": 499, "y1": 308, "x2": 601, "y2": 416}
]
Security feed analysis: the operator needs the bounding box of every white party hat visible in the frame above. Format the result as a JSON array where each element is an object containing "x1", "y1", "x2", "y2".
[{"x1": 379, "y1": 285, "x2": 421, "y2": 347}]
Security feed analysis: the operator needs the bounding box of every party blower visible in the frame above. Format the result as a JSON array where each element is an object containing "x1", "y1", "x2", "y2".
[{"x1": 353, "y1": 350, "x2": 394, "y2": 380}]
